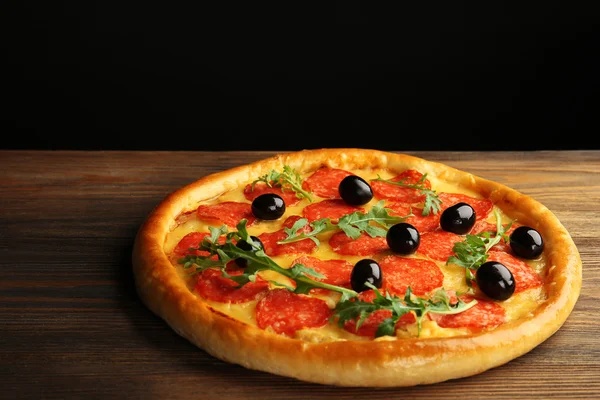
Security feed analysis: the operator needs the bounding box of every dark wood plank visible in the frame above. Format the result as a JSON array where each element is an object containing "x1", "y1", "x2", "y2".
[{"x1": 1, "y1": 150, "x2": 598, "y2": 400}]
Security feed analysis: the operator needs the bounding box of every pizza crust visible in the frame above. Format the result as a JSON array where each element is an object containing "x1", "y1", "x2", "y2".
[{"x1": 132, "y1": 148, "x2": 582, "y2": 387}]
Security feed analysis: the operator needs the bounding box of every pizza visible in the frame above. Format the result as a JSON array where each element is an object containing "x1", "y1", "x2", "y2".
[{"x1": 132, "y1": 148, "x2": 582, "y2": 387}]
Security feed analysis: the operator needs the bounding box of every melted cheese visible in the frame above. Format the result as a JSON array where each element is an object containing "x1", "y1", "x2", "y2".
[{"x1": 164, "y1": 168, "x2": 547, "y2": 342}]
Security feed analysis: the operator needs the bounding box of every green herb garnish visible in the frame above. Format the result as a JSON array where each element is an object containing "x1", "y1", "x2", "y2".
[
  {"x1": 371, "y1": 173, "x2": 441, "y2": 216},
  {"x1": 252, "y1": 165, "x2": 313, "y2": 202},
  {"x1": 332, "y1": 284, "x2": 477, "y2": 337},
  {"x1": 179, "y1": 219, "x2": 358, "y2": 301},
  {"x1": 277, "y1": 200, "x2": 411, "y2": 246},
  {"x1": 446, "y1": 209, "x2": 513, "y2": 290}
]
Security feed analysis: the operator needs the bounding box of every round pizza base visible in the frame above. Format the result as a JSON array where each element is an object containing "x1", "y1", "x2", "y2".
[{"x1": 132, "y1": 148, "x2": 582, "y2": 387}]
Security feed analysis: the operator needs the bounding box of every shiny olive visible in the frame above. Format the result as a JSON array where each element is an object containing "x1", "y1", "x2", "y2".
[
  {"x1": 350, "y1": 259, "x2": 382, "y2": 292},
  {"x1": 440, "y1": 202, "x2": 476, "y2": 234},
  {"x1": 339, "y1": 175, "x2": 374, "y2": 206},
  {"x1": 235, "y1": 236, "x2": 264, "y2": 268},
  {"x1": 510, "y1": 226, "x2": 544, "y2": 259},
  {"x1": 386, "y1": 222, "x2": 420, "y2": 255},
  {"x1": 251, "y1": 193, "x2": 285, "y2": 220},
  {"x1": 476, "y1": 261, "x2": 515, "y2": 301}
]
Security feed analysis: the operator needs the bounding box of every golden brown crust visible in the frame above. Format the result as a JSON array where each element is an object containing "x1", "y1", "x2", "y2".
[{"x1": 132, "y1": 148, "x2": 582, "y2": 387}]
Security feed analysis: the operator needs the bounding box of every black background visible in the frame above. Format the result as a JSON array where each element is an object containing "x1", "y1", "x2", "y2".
[{"x1": 2, "y1": 2, "x2": 598, "y2": 151}]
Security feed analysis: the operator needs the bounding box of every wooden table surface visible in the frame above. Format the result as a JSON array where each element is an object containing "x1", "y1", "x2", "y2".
[{"x1": 1, "y1": 150, "x2": 599, "y2": 400}]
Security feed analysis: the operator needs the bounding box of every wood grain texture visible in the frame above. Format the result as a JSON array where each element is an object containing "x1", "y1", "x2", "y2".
[{"x1": 1, "y1": 149, "x2": 598, "y2": 400}]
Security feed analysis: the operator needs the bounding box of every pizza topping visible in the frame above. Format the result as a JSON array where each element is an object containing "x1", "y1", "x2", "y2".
[
  {"x1": 379, "y1": 256, "x2": 444, "y2": 296},
  {"x1": 440, "y1": 202, "x2": 476, "y2": 234},
  {"x1": 302, "y1": 199, "x2": 365, "y2": 223},
  {"x1": 279, "y1": 200, "x2": 408, "y2": 246},
  {"x1": 234, "y1": 236, "x2": 264, "y2": 268},
  {"x1": 342, "y1": 291, "x2": 417, "y2": 337},
  {"x1": 510, "y1": 226, "x2": 545, "y2": 259},
  {"x1": 179, "y1": 221, "x2": 481, "y2": 338},
  {"x1": 475, "y1": 261, "x2": 516, "y2": 301},
  {"x1": 487, "y1": 251, "x2": 543, "y2": 293},
  {"x1": 447, "y1": 209, "x2": 515, "y2": 292},
  {"x1": 333, "y1": 286, "x2": 477, "y2": 337},
  {"x1": 371, "y1": 171, "x2": 442, "y2": 216},
  {"x1": 385, "y1": 202, "x2": 439, "y2": 233},
  {"x1": 251, "y1": 193, "x2": 286, "y2": 220},
  {"x1": 447, "y1": 209, "x2": 511, "y2": 271},
  {"x1": 470, "y1": 220, "x2": 517, "y2": 252},
  {"x1": 344, "y1": 309, "x2": 394, "y2": 337},
  {"x1": 174, "y1": 232, "x2": 224, "y2": 257},
  {"x1": 439, "y1": 193, "x2": 493, "y2": 221},
  {"x1": 329, "y1": 232, "x2": 389, "y2": 256},
  {"x1": 243, "y1": 182, "x2": 302, "y2": 206},
  {"x1": 302, "y1": 167, "x2": 354, "y2": 199},
  {"x1": 194, "y1": 268, "x2": 269, "y2": 303},
  {"x1": 252, "y1": 165, "x2": 313, "y2": 202},
  {"x1": 179, "y1": 220, "x2": 358, "y2": 300},
  {"x1": 417, "y1": 230, "x2": 463, "y2": 262},
  {"x1": 472, "y1": 220, "x2": 517, "y2": 236},
  {"x1": 196, "y1": 202, "x2": 257, "y2": 227},
  {"x1": 258, "y1": 216, "x2": 318, "y2": 256},
  {"x1": 430, "y1": 294, "x2": 505, "y2": 331},
  {"x1": 350, "y1": 259, "x2": 383, "y2": 292},
  {"x1": 291, "y1": 255, "x2": 353, "y2": 292},
  {"x1": 339, "y1": 175, "x2": 374, "y2": 206},
  {"x1": 255, "y1": 288, "x2": 332, "y2": 336},
  {"x1": 386, "y1": 222, "x2": 420, "y2": 255}
]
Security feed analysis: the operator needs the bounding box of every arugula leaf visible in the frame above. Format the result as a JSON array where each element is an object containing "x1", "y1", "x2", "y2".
[
  {"x1": 277, "y1": 200, "x2": 410, "y2": 245},
  {"x1": 251, "y1": 165, "x2": 313, "y2": 202},
  {"x1": 371, "y1": 173, "x2": 441, "y2": 216},
  {"x1": 332, "y1": 284, "x2": 477, "y2": 337},
  {"x1": 279, "y1": 217, "x2": 336, "y2": 246},
  {"x1": 446, "y1": 209, "x2": 513, "y2": 289},
  {"x1": 178, "y1": 219, "x2": 357, "y2": 298}
]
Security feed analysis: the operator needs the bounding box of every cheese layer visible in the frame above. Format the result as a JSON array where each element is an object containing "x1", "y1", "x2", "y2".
[{"x1": 164, "y1": 168, "x2": 547, "y2": 342}]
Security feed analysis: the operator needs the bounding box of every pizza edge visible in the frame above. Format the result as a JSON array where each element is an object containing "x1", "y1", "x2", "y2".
[{"x1": 131, "y1": 148, "x2": 582, "y2": 387}]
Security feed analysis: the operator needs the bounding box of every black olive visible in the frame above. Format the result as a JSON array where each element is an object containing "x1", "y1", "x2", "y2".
[
  {"x1": 235, "y1": 236, "x2": 264, "y2": 268},
  {"x1": 339, "y1": 175, "x2": 374, "y2": 206},
  {"x1": 440, "y1": 202, "x2": 476, "y2": 234},
  {"x1": 251, "y1": 193, "x2": 285, "y2": 220},
  {"x1": 510, "y1": 226, "x2": 544, "y2": 259},
  {"x1": 386, "y1": 222, "x2": 420, "y2": 255},
  {"x1": 350, "y1": 259, "x2": 383, "y2": 292},
  {"x1": 476, "y1": 261, "x2": 515, "y2": 301}
]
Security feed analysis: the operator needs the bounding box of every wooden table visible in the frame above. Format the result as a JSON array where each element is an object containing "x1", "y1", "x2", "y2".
[{"x1": 2, "y1": 150, "x2": 599, "y2": 400}]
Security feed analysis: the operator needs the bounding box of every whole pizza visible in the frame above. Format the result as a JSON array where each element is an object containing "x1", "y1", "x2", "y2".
[{"x1": 132, "y1": 148, "x2": 582, "y2": 387}]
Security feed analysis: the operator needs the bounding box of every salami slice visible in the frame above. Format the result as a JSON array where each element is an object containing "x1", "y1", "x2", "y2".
[
  {"x1": 282, "y1": 214, "x2": 307, "y2": 230},
  {"x1": 255, "y1": 288, "x2": 332, "y2": 336},
  {"x1": 430, "y1": 294, "x2": 505, "y2": 331},
  {"x1": 302, "y1": 167, "x2": 354, "y2": 199},
  {"x1": 302, "y1": 199, "x2": 364, "y2": 223},
  {"x1": 173, "y1": 232, "x2": 226, "y2": 257},
  {"x1": 194, "y1": 268, "x2": 269, "y2": 303},
  {"x1": 385, "y1": 202, "x2": 440, "y2": 233},
  {"x1": 417, "y1": 230, "x2": 463, "y2": 262},
  {"x1": 329, "y1": 231, "x2": 389, "y2": 256},
  {"x1": 258, "y1": 216, "x2": 317, "y2": 256},
  {"x1": 291, "y1": 255, "x2": 353, "y2": 294},
  {"x1": 371, "y1": 170, "x2": 430, "y2": 203},
  {"x1": 243, "y1": 182, "x2": 302, "y2": 206},
  {"x1": 439, "y1": 193, "x2": 493, "y2": 221},
  {"x1": 487, "y1": 251, "x2": 543, "y2": 293},
  {"x1": 196, "y1": 201, "x2": 256, "y2": 227},
  {"x1": 342, "y1": 290, "x2": 416, "y2": 337},
  {"x1": 379, "y1": 256, "x2": 444, "y2": 296},
  {"x1": 471, "y1": 220, "x2": 519, "y2": 252}
]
